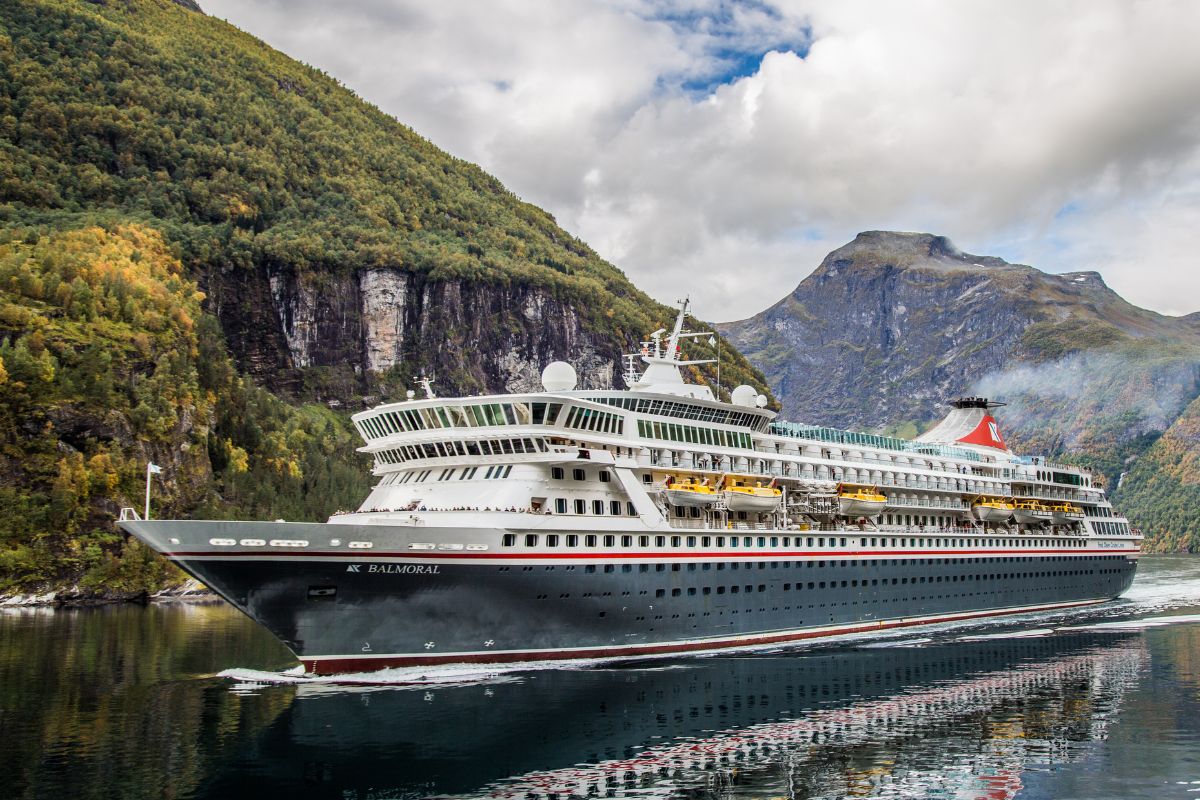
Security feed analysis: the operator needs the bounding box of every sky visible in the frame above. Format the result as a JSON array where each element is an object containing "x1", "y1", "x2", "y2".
[{"x1": 202, "y1": 0, "x2": 1200, "y2": 322}]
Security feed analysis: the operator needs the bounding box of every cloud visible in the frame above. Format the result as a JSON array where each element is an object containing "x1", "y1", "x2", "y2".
[{"x1": 202, "y1": 0, "x2": 1200, "y2": 322}]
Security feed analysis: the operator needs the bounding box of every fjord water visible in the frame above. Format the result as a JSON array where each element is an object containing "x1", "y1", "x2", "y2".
[{"x1": 2, "y1": 557, "x2": 1199, "y2": 800}]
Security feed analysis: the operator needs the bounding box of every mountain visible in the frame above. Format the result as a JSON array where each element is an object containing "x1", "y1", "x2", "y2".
[
  {"x1": 0, "y1": 0, "x2": 770, "y2": 596},
  {"x1": 720, "y1": 231, "x2": 1200, "y2": 551}
]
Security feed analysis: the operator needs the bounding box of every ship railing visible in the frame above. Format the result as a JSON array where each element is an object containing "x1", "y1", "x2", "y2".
[
  {"x1": 118, "y1": 507, "x2": 142, "y2": 521},
  {"x1": 1020, "y1": 456, "x2": 1093, "y2": 474},
  {"x1": 1016, "y1": 487, "x2": 1095, "y2": 503},
  {"x1": 884, "y1": 498, "x2": 968, "y2": 510},
  {"x1": 666, "y1": 518, "x2": 709, "y2": 530},
  {"x1": 667, "y1": 520, "x2": 787, "y2": 532}
]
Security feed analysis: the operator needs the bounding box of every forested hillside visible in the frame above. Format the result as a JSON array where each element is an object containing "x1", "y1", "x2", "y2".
[
  {"x1": 0, "y1": 225, "x2": 369, "y2": 595},
  {"x1": 0, "y1": 0, "x2": 770, "y2": 596}
]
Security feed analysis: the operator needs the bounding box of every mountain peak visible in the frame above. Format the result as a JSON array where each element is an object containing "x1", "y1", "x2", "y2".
[
  {"x1": 851, "y1": 230, "x2": 960, "y2": 258},
  {"x1": 817, "y1": 231, "x2": 1020, "y2": 278}
]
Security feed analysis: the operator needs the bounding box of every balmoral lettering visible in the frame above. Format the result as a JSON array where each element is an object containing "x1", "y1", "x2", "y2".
[{"x1": 365, "y1": 564, "x2": 441, "y2": 575}]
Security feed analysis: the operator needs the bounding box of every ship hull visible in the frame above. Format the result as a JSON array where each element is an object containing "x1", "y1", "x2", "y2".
[{"x1": 121, "y1": 519, "x2": 1138, "y2": 675}]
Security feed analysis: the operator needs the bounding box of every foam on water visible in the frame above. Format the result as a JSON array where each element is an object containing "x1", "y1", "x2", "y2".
[
  {"x1": 859, "y1": 637, "x2": 933, "y2": 648},
  {"x1": 1057, "y1": 613, "x2": 1200, "y2": 632},
  {"x1": 218, "y1": 656, "x2": 616, "y2": 689},
  {"x1": 956, "y1": 628, "x2": 1056, "y2": 642}
]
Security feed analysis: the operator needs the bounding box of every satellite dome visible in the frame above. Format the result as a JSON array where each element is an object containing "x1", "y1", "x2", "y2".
[
  {"x1": 755, "y1": 394, "x2": 768, "y2": 408},
  {"x1": 731, "y1": 384, "x2": 757, "y2": 407},
  {"x1": 541, "y1": 361, "x2": 578, "y2": 392}
]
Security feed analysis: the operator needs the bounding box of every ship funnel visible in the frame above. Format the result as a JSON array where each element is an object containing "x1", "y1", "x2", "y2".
[{"x1": 915, "y1": 396, "x2": 1010, "y2": 452}]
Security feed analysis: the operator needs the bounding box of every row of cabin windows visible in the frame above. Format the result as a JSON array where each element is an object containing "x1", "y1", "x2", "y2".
[
  {"x1": 592, "y1": 396, "x2": 767, "y2": 429},
  {"x1": 1093, "y1": 520, "x2": 1131, "y2": 536},
  {"x1": 638, "y1": 568, "x2": 1113, "y2": 598},
  {"x1": 501, "y1": 533, "x2": 1095, "y2": 550},
  {"x1": 883, "y1": 514, "x2": 956, "y2": 527},
  {"x1": 548, "y1": 500, "x2": 638, "y2": 518},
  {"x1": 434, "y1": 465, "x2": 511, "y2": 481},
  {"x1": 496, "y1": 554, "x2": 1129, "y2": 573},
  {"x1": 563, "y1": 406, "x2": 624, "y2": 435},
  {"x1": 394, "y1": 465, "x2": 512, "y2": 484},
  {"x1": 358, "y1": 402, "x2": 566, "y2": 437},
  {"x1": 375, "y1": 437, "x2": 545, "y2": 465},
  {"x1": 768, "y1": 421, "x2": 986, "y2": 465},
  {"x1": 1085, "y1": 505, "x2": 1116, "y2": 518},
  {"x1": 550, "y1": 466, "x2": 610, "y2": 482},
  {"x1": 636, "y1": 419, "x2": 754, "y2": 450},
  {"x1": 569, "y1": 554, "x2": 1127, "y2": 571},
  {"x1": 1044, "y1": 469, "x2": 1085, "y2": 487}
]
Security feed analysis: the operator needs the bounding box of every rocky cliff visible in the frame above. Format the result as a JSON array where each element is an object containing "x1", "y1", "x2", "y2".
[
  {"x1": 218, "y1": 264, "x2": 620, "y2": 400},
  {"x1": 720, "y1": 231, "x2": 1200, "y2": 549}
]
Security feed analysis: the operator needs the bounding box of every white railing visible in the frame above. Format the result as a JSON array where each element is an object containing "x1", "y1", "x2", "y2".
[{"x1": 884, "y1": 498, "x2": 968, "y2": 511}]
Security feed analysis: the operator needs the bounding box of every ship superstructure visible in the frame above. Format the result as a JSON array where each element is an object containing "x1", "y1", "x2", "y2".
[{"x1": 119, "y1": 300, "x2": 1140, "y2": 674}]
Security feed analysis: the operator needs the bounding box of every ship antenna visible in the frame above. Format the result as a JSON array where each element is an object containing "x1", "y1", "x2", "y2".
[
  {"x1": 666, "y1": 297, "x2": 689, "y2": 362},
  {"x1": 622, "y1": 353, "x2": 641, "y2": 388}
]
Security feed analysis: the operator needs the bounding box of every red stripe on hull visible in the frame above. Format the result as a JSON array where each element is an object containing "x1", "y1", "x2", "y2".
[{"x1": 300, "y1": 598, "x2": 1107, "y2": 675}]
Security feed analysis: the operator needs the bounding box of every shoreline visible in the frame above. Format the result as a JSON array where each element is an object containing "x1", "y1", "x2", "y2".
[{"x1": 0, "y1": 579, "x2": 219, "y2": 608}]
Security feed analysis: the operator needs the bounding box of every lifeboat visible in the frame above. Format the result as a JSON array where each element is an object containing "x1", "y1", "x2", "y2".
[
  {"x1": 663, "y1": 475, "x2": 719, "y2": 508},
  {"x1": 1012, "y1": 499, "x2": 1053, "y2": 525},
  {"x1": 722, "y1": 478, "x2": 782, "y2": 512},
  {"x1": 971, "y1": 495, "x2": 1015, "y2": 523},
  {"x1": 837, "y1": 484, "x2": 887, "y2": 517},
  {"x1": 1048, "y1": 502, "x2": 1085, "y2": 525}
]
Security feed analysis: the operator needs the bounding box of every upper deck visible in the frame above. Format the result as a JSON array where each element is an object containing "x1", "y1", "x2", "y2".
[{"x1": 348, "y1": 299, "x2": 1102, "y2": 512}]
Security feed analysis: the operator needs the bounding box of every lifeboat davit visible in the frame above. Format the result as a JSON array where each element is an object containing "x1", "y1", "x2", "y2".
[
  {"x1": 837, "y1": 484, "x2": 887, "y2": 517},
  {"x1": 1049, "y1": 502, "x2": 1085, "y2": 525},
  {"x1": 1012, "y1": 499, "x2": 1053, "y2": 525},
  {"x1": 972, "y1": 495, "x2": 1015, "y2": 523},
  {"x1": 663, "y1": 476, "x2": 719, "y2": 508},
  {"x1": 723, "y1": 478, "x2": 782, "y2": 512}
]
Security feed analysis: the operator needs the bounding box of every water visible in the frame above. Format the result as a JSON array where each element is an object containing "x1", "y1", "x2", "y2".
[{"x1": 2, "y1": 556, "x2": 1199, "y2": 800}]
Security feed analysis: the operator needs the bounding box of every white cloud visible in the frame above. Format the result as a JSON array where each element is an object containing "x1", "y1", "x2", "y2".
[{"x1": 202, "y1": 0, "x2": 1200, "y2": 321}]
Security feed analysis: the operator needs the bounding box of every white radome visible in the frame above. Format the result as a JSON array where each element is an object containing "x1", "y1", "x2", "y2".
[
  {"x1": 731, "y1": 384, "x2": 757, "y2": 407},
  {"x1": 541, "y1": 361, "x2": 578, "y2": 392}
]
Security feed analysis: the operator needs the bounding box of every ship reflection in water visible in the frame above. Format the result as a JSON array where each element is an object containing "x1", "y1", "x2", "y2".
[{"x1": 212, "y1": 631, "x2": 1146, "y2": 800}]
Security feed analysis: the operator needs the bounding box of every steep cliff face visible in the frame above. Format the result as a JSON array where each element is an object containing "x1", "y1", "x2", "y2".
[
  {"x1": 211, "y1": 263, "x2": 622, "y2": 399},
  {"x1": 721, "y1": 231, "x2": 1200, "y2": 490}
]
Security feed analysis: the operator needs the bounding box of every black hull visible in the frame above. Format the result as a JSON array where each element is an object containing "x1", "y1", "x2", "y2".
[{"x1": 170, "y1": 547, "x2": 1137, "y2": 673}]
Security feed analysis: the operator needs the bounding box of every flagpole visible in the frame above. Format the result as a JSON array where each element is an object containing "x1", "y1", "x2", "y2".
[{"x1": 144, "y1": 462, "x2": 161, "y2": 520}]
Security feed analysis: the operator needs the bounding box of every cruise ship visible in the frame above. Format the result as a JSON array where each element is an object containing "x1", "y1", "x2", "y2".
[{"x1": 118, "y1": 301, "x2": 1140, "y2": 674}]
